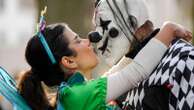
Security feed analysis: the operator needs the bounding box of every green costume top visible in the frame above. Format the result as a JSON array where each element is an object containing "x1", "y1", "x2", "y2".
[{"x1": 57, "y1": 72, "x2": 108, "y2": 110}]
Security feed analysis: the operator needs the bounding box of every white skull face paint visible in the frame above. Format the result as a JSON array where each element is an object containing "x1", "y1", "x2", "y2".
[{"x1": 92, "y1": 0, "x2": 149, "y2": 67}]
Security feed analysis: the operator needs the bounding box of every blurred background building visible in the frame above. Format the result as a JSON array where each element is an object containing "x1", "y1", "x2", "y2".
[{"x1": 0, "y1": 0, "x2": 193, "y2": 109}]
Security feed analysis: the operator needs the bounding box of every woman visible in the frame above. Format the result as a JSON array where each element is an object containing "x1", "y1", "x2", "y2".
[{"x1": 18, "y1": 22, "x2": 191, "y2": 110}]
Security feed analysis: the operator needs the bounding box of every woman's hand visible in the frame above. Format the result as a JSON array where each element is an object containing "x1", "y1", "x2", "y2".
[{"x1": 155, "y1": 21, "x2": 192, "y2": 47}]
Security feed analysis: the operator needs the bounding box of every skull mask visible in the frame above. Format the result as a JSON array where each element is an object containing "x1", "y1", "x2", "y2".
[{"x1": 89, "y1": 0, "x2": 149, "y2": 67}]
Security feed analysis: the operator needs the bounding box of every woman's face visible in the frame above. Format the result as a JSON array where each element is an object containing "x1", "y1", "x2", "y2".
[{"x1": 64, "y1": 26, "x2": 99, "y2": 72}]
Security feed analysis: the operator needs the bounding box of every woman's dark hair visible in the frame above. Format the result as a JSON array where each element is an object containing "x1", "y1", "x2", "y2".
[{"x1": 18, "y1": 23, "x2": 75, "y2": 110}]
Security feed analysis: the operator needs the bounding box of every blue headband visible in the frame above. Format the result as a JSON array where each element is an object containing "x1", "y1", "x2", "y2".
[{"x1": 36, "y1": 6, "x2": 57, "y2": 64}]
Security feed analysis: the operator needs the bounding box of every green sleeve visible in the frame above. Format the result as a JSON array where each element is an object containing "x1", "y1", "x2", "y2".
[{"x1": 59, "y1": 77, "x2": 107, "y2": 110}]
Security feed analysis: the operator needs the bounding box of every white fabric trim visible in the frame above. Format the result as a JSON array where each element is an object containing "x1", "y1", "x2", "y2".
[
  {"x1": 106, "y1": 38, "x2": 167, "y2": 102},
  {"x1": 105, "y1": 56, "x2": 133, "y2": 76}
]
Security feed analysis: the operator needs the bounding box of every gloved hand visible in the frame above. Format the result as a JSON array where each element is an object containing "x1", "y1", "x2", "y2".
[{"x1": 125, "y1": 28, "x2": 160, "y2": 58}]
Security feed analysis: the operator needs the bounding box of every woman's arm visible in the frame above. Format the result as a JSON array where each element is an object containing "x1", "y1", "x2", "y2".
[
  {"x1": 106, "y1": 22, "x2": 192, "y2": 102},
  {"x1": 104, "y1": 56, "x2": 132, "y2": 76}
]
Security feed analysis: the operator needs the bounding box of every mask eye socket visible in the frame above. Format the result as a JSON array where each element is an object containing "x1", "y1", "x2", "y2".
[
  {"x1": 109, "y1": 27, "x2": 119, "y2": 38},
  {"x1": 128, "y1": 15, "x2": 138, "y2": 30}
]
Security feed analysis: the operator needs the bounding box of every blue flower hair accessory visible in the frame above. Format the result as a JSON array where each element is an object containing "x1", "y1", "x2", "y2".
[{"x1": 36, "y1": 6, "x2": 57, "y2": 64}]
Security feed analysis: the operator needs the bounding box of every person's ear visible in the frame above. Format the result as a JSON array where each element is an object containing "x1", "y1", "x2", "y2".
[{"x1": 61, "y1": 56, "x2": 77, "y2": 69}]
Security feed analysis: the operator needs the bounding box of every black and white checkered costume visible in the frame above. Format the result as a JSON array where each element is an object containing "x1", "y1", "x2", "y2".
[{"x1": 123, "y1": 39, "x2": 194, "y2": 110}]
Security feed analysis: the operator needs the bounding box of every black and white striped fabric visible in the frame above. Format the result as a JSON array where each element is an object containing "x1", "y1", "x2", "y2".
[{"x1": 123, "y1": 39, "x2": 194, "y2": 110}]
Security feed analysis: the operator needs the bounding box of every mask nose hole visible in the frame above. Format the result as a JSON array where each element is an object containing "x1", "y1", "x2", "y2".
[{"x1": 88, "y1": 31, "x2": 102, "y2": 43}]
